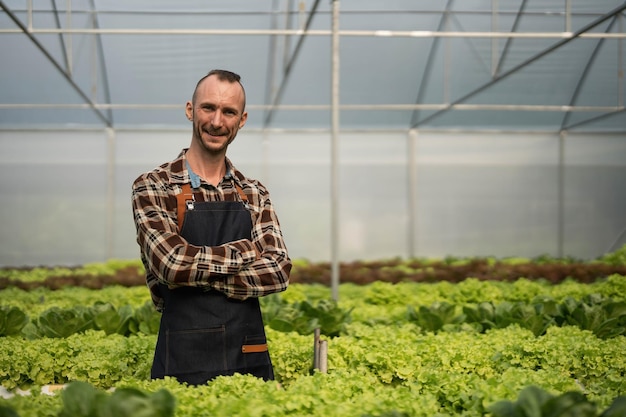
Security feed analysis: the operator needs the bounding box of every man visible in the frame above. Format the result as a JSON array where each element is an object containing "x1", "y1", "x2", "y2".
[{"x1": 131, "y1": 69, "x2": 291, "y2": 385}]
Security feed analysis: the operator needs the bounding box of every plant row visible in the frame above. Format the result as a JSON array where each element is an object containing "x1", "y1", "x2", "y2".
[
  {"x1": 3, "y1": 274, "x2": 623, "y2": 320},
  {"x1": 0, "y1": 302, "x2": 160, "y2": 339},
  {"x1": 1, "y1": 381, "x2": 175, "y2": 417},
  {"x1": 488, "y1": 385, "x2": 626, "y2": 417},
  {"x1": 1, "y1": 323, "x2": 625, "y2": 416},
  {"x1": 3, "y1": 288, "x2": 624, "y2": 342},
  {"x1": 1, "y1": 261, "x2": 625, "y2": 416},
  {"x1": 405, "y1": 293, "x2": 626, "y2": 339},
  {"x1": 0, "y1": 297, "x2": 349, "y2": 340},
  {"x1": 1, "y1": 310, "x2": 625, "y2": 398},
  {"x1": 1, "y1": 244, "x2": 625, "y2": 290},
  {"x1": 2, "y1": 381, "x2": 626, "y2": 417}
]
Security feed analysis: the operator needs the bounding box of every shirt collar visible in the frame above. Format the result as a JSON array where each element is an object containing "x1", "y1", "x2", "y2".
[
  {"x1": 186, "y1": 160, "x2": 202, "y2": 189},
  {"x1": 176, "y1": 148, "x2": 238, "y2": 188}
]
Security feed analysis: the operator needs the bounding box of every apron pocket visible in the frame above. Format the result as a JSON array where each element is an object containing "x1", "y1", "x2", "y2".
[
  {"x1": 165, "y1": 326, "x2": 227, "y2": 375},
  {"x1": 242, "y1": 334, "x2": 272, "y2": 372}
]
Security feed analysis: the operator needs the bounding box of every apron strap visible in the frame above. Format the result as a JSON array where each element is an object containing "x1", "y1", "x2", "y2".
[
  {"x1": 176, "y1": 179, "x2": 248, "y2": 231},
  {"x1": 233, "y1": 182, "x2": 248, "y2": 205},
  {"x1": 176, "y1": 183, "x2": 194, "y2": 231}
]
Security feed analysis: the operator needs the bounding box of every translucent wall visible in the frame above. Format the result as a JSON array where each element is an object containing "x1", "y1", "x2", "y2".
[{"x1": 0, "y1": 129, "x2": 624, "y2": 267}]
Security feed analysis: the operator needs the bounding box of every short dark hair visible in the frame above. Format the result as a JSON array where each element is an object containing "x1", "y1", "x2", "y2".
[
  {"x1": 192, "y1": 69, "x2": 246, "y2": 109},
  {"x1": 207, "y1": 69, "x2": 241, "y2": 83}
]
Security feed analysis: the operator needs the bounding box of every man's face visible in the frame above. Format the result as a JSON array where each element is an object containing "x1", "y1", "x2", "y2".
[{"x1": 186, "y1": 75, "x2": 247, "y2": 155}]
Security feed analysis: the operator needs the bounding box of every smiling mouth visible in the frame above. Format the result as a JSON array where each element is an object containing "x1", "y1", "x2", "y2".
[{"x1": 205, "y1": 130, "x2": 225, "y2": 137}]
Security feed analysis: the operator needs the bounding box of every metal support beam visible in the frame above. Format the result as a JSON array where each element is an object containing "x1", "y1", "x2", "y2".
[
  {"x1": 445, "y1": 13, "x2": 493, "y2": 76},
  {"x1": 263, "y1": 0, "x2": 322, "y2": 127},
  {"x1": 407, "y1": 129, "x2": 419, "y2": 259},
  {"x1": 88, "y1": 0, "x2": 113, "y2": 124},
  {"x1": 0, "y1": 1, "x2": 113, "y2": 127},
  {"x1": 1, "y1": 102, "x2": 623, "y2": 113},
  {"x1": 410, "y1": 0, "x2": 454, "y2": 127},
  {"x1": 1, "y1": 103, "x2": 624, "y2": 117},
  {"x1": 561, "y1": 17, "x2": 618, "y2": 130},
  {"x1": 563, "y1": 108, "x2": 625, "y2": 130},
  {"x1": 2, "y1": 28, "x2": 624, "y2": 39},
  {"x1": 105, "y1": 127, "x2": 116, "y2": 260},
  {"x1": 50, "y1": 0, "x2": 71, "y2": 74},
  {"x1": 494, "y1": 0, "x2": 528, "y2": 77},
  {"x1": 557, "y1": 131, "x2": 565, "y2": 259},
  {"x1": 566, "y1": 12, "x2": 626, "y2": 130},
  {"x1": 264, "y1": 0, "x2": 281, "y2": 129},
  {"x1": 330, "y1": 0, "x2": 340, "y2": 301},
  {"x1": 411, "y1": 3, "x2": 626, "y2": 129},
  {"x1": 491, "y1": 0, "x2": 498, "y2": 76},
  {"x1": 65, "y1": 0, "x2": 72, "y2": 76}
]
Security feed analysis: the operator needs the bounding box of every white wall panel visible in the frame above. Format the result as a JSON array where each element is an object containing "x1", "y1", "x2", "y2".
[{"x1": 0, "y1": 129, "x2": 624, "y2": 266}]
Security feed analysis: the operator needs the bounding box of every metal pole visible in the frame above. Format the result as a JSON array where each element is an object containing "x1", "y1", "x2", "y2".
[
  {"x1": 330, "y1": 0, "x2": 340, "y2": 301},
  {"x1": 558, "y1": 131, "x2": 565, "y2": 258},
  {"x1": 91, "y1": 7, "x2": 97, "y2": 102},
  {"x1": 106, "y1": 127, "x2": 116, "y2": 260},
  {"x1": 491, "y1": 0, "x2": 499, "y2": 77},
  {"x1": 1, "y1": 27, "x2": 624, "y2": 39},
  {"x1": 565, "y1": 0, "x2": 571, "y2": 33},
  {"x1": 66, "y1": 0, "x2": 73, "y2": 76},
  {"x1": 444, "y1": 14, "x2": 450, "y2": 103},
  {"x1": 617, "y1": 15, "x2": 624, "y2": 107},
  {"x1": 407, "y1": 129, "x2": 418, "y2": 258},
  {"x1": 264, "y1": 0, "x2": 322, "y2": 126},
  {"x1": 0, "y1": 102, "x2": 622, "y2": 113},
  {"x1": 26, "y1": 0, "x2": 32, "y2": 31}
]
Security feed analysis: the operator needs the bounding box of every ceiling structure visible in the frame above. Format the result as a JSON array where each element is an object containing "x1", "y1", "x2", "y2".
[{"x1": 1, "y1": 0, "x2": 625, "y2": 132}]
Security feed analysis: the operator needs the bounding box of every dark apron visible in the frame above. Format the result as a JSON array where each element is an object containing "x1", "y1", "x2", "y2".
[{"x1": 151, "y1": 198, "x2": 274, "y2": 385}]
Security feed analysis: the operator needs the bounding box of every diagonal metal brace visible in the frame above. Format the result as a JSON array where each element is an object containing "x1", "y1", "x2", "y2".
[
  {"x1": 0, "y1": 0, "x2": 113, "y2": 127},
  {"x1": 411, "y1": 2, "x2": 626, "y2": 129}
]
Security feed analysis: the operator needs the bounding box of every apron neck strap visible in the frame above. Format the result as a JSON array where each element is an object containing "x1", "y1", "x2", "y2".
[
  {"x1": 233, "y1": 181, "x2": 248, "y2": 205},
  {"x1": 176, "y1": 182, "x2": 248, "y2": 231},
  {"x1": 176, "y1": 183, "x2": 194, "y2": 231}
]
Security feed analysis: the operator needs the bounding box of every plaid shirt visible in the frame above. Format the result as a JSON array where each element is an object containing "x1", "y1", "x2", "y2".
[{"x1": 131, "y1": 149, "x2": 291, "y2": 311}]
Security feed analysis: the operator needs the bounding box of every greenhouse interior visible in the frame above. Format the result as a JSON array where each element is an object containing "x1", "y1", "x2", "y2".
[{"x1": 1, "y1": 0, "x2": 625, "y2": 268}]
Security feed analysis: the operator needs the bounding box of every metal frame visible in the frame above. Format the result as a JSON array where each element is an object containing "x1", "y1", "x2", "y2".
[
  {"x1": 330, "y1": 0, "x2": 340, "y2": 300},
  {"x1": 264, "y1": 0, "x2": 321, "y2": 127},
  {"x1": 2, "y1": 27, "x2": 625, "y2": 39},
  {"x1": 1, "y1": 2, "x2": 624, "y2": 132},
  {"x1": 410, "y1": 3, "x2": 626, "y2": 130},
  {"x1": 1, "y1": 1, "x2": 625, "y2": 278},
  {"x1": 1, "y1": 0, "x2": 112, "y2": 127}
]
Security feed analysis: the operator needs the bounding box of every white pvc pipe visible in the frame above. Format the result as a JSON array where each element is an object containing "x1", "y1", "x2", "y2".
[
  {"x1": 1, "y1": 28, "x2": 625, "y2": 39},
  {"x1": 105, "y1": 127, "x2": 115, "y2": 260},
  {"x1": 1, "y1": 103, "x2": 622, "y2": 112},
  {"x1": 330, "y1": 0, "x2": 340, "y2": 301},
  {"x1": 407, "y1": 129, "x2": 418, "y2": 258}
]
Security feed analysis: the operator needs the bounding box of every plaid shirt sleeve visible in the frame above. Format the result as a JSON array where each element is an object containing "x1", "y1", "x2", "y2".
[
  {"x1": 131, "y1": 162, "x2": 291, "y2": 309},
  {"x1": 211, "y1": 181, "x2": 292, "y2": 300}
]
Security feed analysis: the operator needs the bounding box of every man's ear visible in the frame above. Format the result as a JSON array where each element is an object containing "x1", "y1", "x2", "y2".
[
  {"x1": 185, "y1": 102, "x2": 193, "y2": 121},
  {"x1": 239, "y1": 111, "x2": 248, "y2": 129}
]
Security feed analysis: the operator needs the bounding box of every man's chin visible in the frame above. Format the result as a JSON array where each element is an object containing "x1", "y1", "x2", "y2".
[{"x1": 200, "y1": 141, "x2": 228, "y2": 154}]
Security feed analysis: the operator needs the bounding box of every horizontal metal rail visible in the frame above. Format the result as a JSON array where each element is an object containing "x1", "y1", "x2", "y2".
[
  {"x1": 0, "y1": 28, "x2": 625, "y2": 38},
  {"x1": 0, "y1": 103, "x2": 622, "y2": 112}
]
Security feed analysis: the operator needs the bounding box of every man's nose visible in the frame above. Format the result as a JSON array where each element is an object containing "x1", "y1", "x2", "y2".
[{"x1": 210, "y1": 110, "x2": 223, "y2": 127}]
